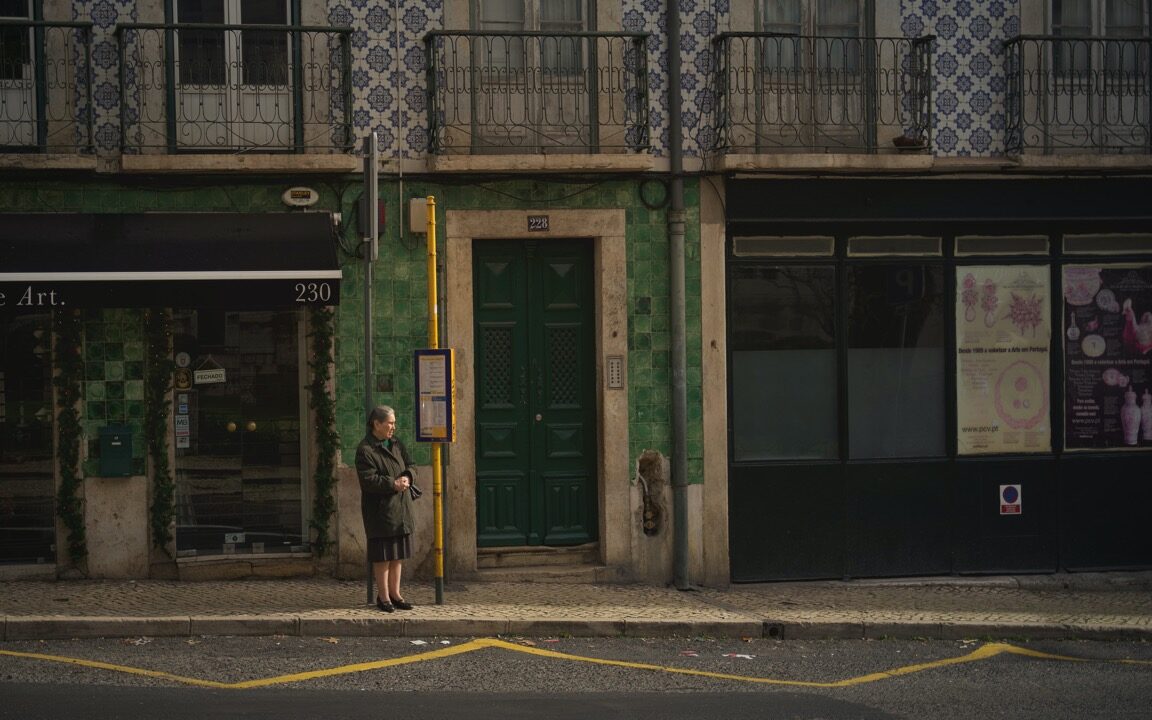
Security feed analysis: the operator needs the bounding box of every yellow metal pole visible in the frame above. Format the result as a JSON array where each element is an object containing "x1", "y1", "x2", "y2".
[{"x1": 426, "y1": 196, "x2": 445, "y2": 605}]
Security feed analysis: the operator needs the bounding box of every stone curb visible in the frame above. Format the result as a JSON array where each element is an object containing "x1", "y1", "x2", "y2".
[{"x1": 5, "y1": 615, "x2": 1151, "y2": 642}]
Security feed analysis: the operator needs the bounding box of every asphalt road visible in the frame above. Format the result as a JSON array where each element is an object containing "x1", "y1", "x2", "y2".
[{"x1": 1, "y1": 636, "x2": 1149, "y2": 719}]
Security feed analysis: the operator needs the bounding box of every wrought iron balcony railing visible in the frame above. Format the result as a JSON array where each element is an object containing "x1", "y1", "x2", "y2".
[
  {"x1": 424, "y1": 30, "x2": 650, "y2": 155},
  {"x1": 712, "y1": 33, "x2": 934, "y2": 154},
  {"x1": 0, "y1": 20, "x2": 93, "y2": 153},
  {"x1": 116, "y1": 23, "x2": 353, "y2": 153},
  {"x1": 1004, "y1": 35, "x2": 1151, "y2": 155}
]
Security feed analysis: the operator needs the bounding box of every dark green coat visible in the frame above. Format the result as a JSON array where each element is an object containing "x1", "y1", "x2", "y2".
[{"x1": 355, "y1": 433, "x2": 417, "y2": 540}]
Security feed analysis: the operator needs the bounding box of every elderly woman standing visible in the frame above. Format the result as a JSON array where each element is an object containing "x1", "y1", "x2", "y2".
[{"x1": 355, "y1": 405, "x2": 418, "y2": 612}]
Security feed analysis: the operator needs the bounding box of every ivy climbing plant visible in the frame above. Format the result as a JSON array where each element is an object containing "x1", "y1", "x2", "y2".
[
  {"x1": 145, "y1": 308, "x2": 175, "y2": 554},
  {"x1": 53, "y1": 310, "x2": 86, "y2": 564},
  {"x1": 307, "y1": 306, "x2": 339, "y2": 555}
]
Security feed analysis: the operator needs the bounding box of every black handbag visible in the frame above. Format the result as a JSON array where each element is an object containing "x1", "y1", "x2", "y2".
[{"x1": 409, "y1": 484, "x2": 423, "y2": 500}]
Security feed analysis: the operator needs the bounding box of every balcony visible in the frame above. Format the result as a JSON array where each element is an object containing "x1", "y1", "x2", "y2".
[
  {"x1": 712, "y1": 33, "x2": 934, "y2": 155},
  {"x1": 424, "y1": 31, "x2": 650, "y2": 155},
  {"x1": 0, "y1": 20, "x2": 93, "y2": 154},
  {"x1": 116, "y1": 23, "x2": 353, "y2": 154},
  {"x1": 1005, "y1": 35, "x2": 1151, "y2": 155}
]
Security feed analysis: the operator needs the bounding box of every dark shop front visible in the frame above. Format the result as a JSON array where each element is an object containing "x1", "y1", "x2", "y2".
[
  {"x1": 726, "y1": 177, "x2": 1152, "y2": 582},
  {"x1": 1, "y1": 212, "x2": 340, "y2": 571}
]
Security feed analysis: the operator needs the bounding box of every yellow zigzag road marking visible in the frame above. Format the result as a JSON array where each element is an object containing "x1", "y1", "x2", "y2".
[{"x1": 1, "y1": 638, "x2": 1147, "y2": 690}]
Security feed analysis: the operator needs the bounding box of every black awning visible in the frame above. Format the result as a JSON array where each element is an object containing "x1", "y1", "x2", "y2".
[{"x1": 0, "y1": 212, "x2": 341, "y2": 310}]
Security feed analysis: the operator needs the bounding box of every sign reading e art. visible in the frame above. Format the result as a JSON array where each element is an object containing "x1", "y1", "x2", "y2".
[{"x1": 0, "y1": 285, "x2": 68, "y2": 308}]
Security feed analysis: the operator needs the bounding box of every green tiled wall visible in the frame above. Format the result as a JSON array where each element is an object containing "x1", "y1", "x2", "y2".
[
  {"x1": 82, "y1": 309, "x2": 146, "y2": 476},
  {"x1": 334, "y1": 178, "x2": 705, "y2": 482}
]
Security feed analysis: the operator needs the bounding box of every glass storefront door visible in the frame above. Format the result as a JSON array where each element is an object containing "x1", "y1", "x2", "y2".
[
  {"x1": 0, "y1": 313, "x2": 54, "y2": 563},
  {"x1": 172, "y1": 309, "x2": 305, "y2": 556}
]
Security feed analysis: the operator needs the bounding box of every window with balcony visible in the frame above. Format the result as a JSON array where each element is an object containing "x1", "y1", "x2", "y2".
[
  {"x1": 425, "y1": 1, "x2": 649, "y2": 155},
  {"x1": 0, "y1": 0, "x2": 33, "y2": 147},
  {"x1": 471, "y1": 0, "x2": 592, "y2": 152},
  {"x1": 1005, "y1": 0, "x2": 1150, "y2": 154},
  {"x1": 173, "y1": 0, "x2": 291, "y2": 149},
  {"x1": 714, "y1": 0, "x2": 932, "y2": 153},
  {"x1": 117, "y1": 0, "x2": 353, "y2": 153},
  {"x1": 0, "y1": 0, "x2": 92, "y2": 153}
]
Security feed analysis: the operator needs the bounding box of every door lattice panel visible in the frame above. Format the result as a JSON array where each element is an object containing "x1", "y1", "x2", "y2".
[
  {"x1": 548, "y1": 326, "x2": 578, "y2": 406},
  {"x1": 481, "y1": 326, "x2": 514, "y2": 407}
]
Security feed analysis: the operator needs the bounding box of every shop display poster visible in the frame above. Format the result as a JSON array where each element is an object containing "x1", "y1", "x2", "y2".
[{"x1": 956, "y1": 266, "x2": 1051, "y2": 454}]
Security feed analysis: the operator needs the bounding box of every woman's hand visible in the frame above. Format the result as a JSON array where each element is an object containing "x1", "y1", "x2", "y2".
[{"x1": 393, "y1": 475, "x2": 410, "y2": 492}]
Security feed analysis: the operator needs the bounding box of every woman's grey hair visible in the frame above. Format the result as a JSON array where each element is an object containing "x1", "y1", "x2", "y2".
[{"x1": 367, "y1": 405, "x2": 396, "y2": 430}]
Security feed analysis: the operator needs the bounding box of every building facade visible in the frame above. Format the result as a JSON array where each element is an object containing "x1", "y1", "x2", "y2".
[{"x1": 1, "y1": 0, "x2": 1149, "y2": 584}]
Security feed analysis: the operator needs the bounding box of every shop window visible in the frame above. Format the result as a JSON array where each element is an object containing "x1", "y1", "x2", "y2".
[
  {"x1": 732, "y1": 235, "x2": 835, "y2": 257},
  {"x1": 956, "y1": 266, "x2": 1053, "y2": 455},
  {"x1": 1063, "y1": 233, "x2": 1152, "y2": 254},
  {"x1": 846, "y1": 265, "x2": 946, "y2": 459},
  {"x1": 730, "y1": 265, "x2": 838, "y2": 461},
  {"x1": 0, "y1": 314, "x2": 55, "y2": 563},
  {"x1": 955, "y1": 235, "x2": 1051, "y2": 256},
  {"x1": 1062, "y1": 263, "x2": 1152, "y2": 450}
]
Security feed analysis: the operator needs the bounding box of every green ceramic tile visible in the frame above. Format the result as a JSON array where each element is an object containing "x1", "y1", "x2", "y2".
[
  {"x1": 124, "y1": 361, "x2": 144, "y2": 380},
  {"x1": 105, "y1": 361, "x2": 125, "y2": 381}
]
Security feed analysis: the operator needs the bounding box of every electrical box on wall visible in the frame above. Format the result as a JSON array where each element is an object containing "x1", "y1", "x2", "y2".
[
  {"x1": 99, "y1": 424, "x2": 132, "y2": 477},
  {"x1": 607, "y1": 355, "x2": 624, "y2": 389},
  {"x1": 409, "y1": 198, "x2": 429, "y2": 233}
]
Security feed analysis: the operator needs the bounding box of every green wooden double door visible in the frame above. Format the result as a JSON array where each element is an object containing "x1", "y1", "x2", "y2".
[{"x1": 474, "y1": 240, "x2": 598, "y2": 547}]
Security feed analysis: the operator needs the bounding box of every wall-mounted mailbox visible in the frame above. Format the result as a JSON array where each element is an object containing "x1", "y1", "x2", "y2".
[{"x1": 99, "y1": 425, "x2": 133, "y2": 477}]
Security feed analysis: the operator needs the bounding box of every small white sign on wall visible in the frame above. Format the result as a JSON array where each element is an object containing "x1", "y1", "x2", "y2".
[
  {"x1": 193, "y1": 368, "x2": 226, "y2": 385},
  {"x1": 1000, "y1": 484, "x2": 1022, "y2": 515}
]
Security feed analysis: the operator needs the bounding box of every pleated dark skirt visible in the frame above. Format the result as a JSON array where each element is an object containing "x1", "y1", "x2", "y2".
[{"x1": 366, "y1": 534, "x2": 412, "y2": 562}]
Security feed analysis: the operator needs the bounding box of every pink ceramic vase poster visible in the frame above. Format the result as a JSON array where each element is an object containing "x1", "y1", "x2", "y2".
[
  {"x1": 1064, "y1": 265, "x2": 1152, "y2": 450},
  {"x1": 956, "y1": 266, "x2": 1051, "y2": 454}
]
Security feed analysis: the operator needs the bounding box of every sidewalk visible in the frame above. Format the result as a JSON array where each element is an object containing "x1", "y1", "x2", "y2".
[{"x1": 2, "y1": 572, "x2": 1150, "y2": 642}]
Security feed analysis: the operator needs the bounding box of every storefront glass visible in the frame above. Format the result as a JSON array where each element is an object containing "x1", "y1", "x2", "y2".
[
  {"x1": 730, "y1": 265, "x2": 838, "y2": 460},
  {"x1": 956, "y1": 265, "x2": 1052, "y2": 454},
  {"x1": 1063, "y1": 264, "x2": 1152, "y2": 450},
  {"x1": 172, "y1": 309, "x2": 305, "y2": 556},
  {"x1": 847, "y1": 265, "x2": 946, "y2": 459},
  {"x1": 0, "y1": 313, "x2": 55, "y2": 563}
]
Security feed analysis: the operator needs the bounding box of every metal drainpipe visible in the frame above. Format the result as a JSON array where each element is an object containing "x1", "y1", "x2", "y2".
[{"x1": 667, "y1": 0, "x2": 689, "y2": 590}]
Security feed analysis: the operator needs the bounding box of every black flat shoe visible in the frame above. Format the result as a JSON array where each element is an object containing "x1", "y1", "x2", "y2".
[
  {"x1": 375, "y1": 596, "x2": 395, "y2": 613},
  {"x1": 390, "y1": 597, "x2": 414, "y2": 610}
]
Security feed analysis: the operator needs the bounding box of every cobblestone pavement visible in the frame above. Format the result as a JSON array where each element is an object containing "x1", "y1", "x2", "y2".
[{"x1": 2, "y1": 573, "x2": 1150, "y2": 641}]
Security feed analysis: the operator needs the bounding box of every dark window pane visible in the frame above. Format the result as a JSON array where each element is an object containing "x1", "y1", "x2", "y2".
[
  {"x1": 731, "y1": 265, "x2": 838, "y2": 460},
  {"x1": 178, "y1": 0, "x2": 225, "y2": 23},
  {"x1": 0, "y1": 0, "x2": 29, "y2": 17},
  {"x1": 242, "y1": 28, "x2": 287, "y2": 85},
  {"x1": 241, "y1": 0, "x2": 287, "y2": 24},
  {"x1": 846, "y1": 265, "x2": 945, "y2": 459},
  {"x1": 731, "y1": 265, "x2": 836, "y2": 350},
  {"x1": 179, "y1": 27, "x2": 227, "y2": 85},
  {"x1": 0, "y1": 25, "x2": 29, "y2": 81}
]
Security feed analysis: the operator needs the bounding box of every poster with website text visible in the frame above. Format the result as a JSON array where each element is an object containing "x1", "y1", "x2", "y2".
[
  {"x1": 1063, "y1": 265, "x2": 1152, "y2": 450},
  {"x1": 956, "y1": 266, "x2": 1051, "y2": 454}
]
